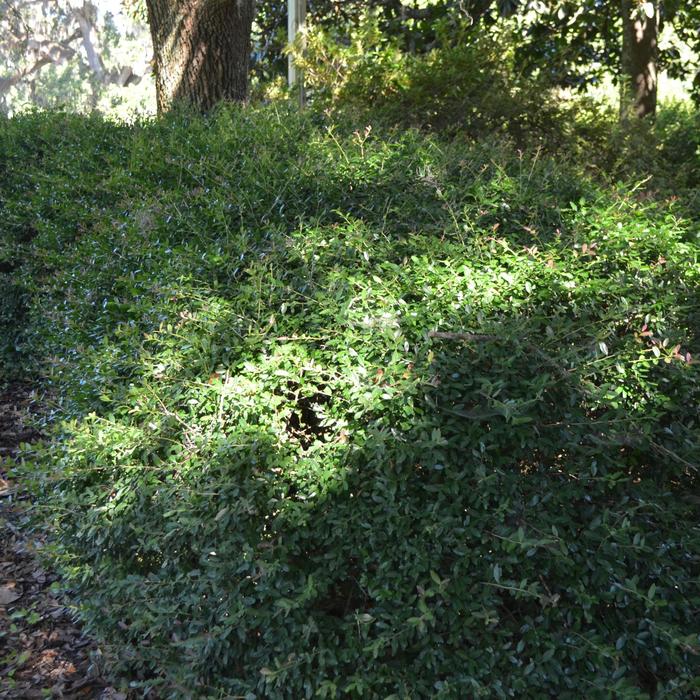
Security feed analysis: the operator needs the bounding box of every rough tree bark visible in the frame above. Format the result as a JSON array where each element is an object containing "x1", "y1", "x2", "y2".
[
  {"x1": 145, "y1": 0, "x2": 256, "y2": 113},
  {"x1": 620, "y1": 0, "x2": 657, "y2": 119}
]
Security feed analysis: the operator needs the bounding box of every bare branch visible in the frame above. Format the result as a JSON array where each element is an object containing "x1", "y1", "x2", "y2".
[{"x1": 428, "y1": 331, "x2": 496, "y2": 341}]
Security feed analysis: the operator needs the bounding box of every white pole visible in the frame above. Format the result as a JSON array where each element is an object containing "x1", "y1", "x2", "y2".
[{"x1": 287, "y1": 0, "x2": 306, "y2": 106}]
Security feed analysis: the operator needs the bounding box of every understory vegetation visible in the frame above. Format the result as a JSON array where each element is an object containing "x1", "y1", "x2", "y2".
[{"x1": 1, "y1": 89, "x2": 699, "y2": 697}]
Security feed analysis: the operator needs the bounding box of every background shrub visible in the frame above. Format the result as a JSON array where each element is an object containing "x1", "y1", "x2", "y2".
[{"x1": 292, "y1": 16, "x2": 574, "y2": 144}]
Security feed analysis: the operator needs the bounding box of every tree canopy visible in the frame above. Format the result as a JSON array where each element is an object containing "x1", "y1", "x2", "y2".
[
  {"x1": 0, "y1": 0, "x2": 152, "y2": 115},
  {"x1": 2, "y1": 0, "x2": 699, "y2": 115}
]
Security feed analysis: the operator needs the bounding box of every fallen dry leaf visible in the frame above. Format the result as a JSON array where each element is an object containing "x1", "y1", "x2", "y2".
[{"x1": 0, "y1": 582, "x2": 22, "y2": 605}]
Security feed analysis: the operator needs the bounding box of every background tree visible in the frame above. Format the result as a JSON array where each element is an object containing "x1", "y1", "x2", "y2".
[
  {"x1": 0, "y1": 0, "x2": 149, "y2": 115},
  {"x1": 266, "y1": 0, "x2": 698, "y2": 119},
  {"x1": 510, "y1": 0, "x2": 700, "y2": 118},
  {"x1": 621, "y1": 0, "x2": 658, "y2": 118},
  {"x1": 145, "y1": 0, "x2": 256, "y2": 112},
  {"x1": 2, "y1": 0, "x2": 699, "y2": 117}
]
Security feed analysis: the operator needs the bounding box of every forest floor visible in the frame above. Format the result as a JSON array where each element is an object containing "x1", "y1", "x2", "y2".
[{"x1": 0, "y1": 384, "x2": 122, "y2": 700}]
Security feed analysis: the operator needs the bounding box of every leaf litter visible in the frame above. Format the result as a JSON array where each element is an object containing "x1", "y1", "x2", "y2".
[{"x1": 0, "y1": 384, "x2": 126, "y2": 699}]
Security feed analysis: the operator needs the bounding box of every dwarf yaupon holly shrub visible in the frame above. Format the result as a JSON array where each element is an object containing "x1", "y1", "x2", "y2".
[{"x1": 2, "y1": 106, "x2": 700, "y2": 698}]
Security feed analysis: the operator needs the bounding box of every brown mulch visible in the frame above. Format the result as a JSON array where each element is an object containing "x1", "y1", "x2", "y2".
[{"x1": 0, "y1": 384, "x2": 125, "y2": 700}]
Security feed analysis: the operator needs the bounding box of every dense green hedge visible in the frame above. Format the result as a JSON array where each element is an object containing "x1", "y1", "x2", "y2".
[{"x1": 1, "y1": 106, "x2": 699, "y2": 698}]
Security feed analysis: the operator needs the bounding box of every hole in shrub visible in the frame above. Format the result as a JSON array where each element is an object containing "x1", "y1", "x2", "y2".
[
  {"x1": 316, "y1": 573, "x2": 371, "y2": 618},
  {"x1": 284, "y1": 383, "x2": 332, "y2": 449},
  {"x1": 17, "y1": 224, "x2": 38, "y2": 243}
]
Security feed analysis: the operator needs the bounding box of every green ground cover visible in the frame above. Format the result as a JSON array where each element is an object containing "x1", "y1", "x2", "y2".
[{"x1": 0, "y1": 103, "x2": 698, "y2": 697}]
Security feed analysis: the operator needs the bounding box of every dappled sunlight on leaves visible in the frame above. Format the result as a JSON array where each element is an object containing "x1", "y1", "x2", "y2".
[{"x1": 0, "y1": 105, "x2": 698, "y2": 696}]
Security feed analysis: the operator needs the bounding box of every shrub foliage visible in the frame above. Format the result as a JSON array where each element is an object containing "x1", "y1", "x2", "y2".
[
  {"x1": 1, "y1": 106, "x2": 699, "y2": 698},
  {"x1": 291, "y1": 17, "x2": 568, "y2": 140}
]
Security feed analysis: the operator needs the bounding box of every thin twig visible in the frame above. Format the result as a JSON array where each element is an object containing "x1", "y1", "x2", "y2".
[
  {"x1": 428, "y1": 331, "x2": 495, "y2": 341},
  {"x1": 650, "y1": 441, "x2": 698, "y2": 472}
]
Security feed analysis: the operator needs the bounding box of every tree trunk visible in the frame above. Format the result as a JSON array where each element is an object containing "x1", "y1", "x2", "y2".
[
  {"x1": 620, "y1": 0, "x2": 657, "y2": 119},
  {"x1": 145, "y1": 0, "x2": 256, "y2": 113}
]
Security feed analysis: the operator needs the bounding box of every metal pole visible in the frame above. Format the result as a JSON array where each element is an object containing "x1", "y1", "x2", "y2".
[{"x1": 287, "y1": 0, "x2": 306, "y2": 106}]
